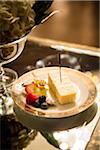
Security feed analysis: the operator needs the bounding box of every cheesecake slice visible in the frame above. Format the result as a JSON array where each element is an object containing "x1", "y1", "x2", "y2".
[{"x1": 48, "y1": 72, "x2": 76, "y2": 104}]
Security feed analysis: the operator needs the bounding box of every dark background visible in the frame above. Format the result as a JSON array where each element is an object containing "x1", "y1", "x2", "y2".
[{"x1": 30, "y1": 1, "x2": 99, "y2": 47}]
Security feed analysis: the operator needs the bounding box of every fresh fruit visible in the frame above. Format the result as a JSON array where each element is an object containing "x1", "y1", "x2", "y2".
[
  {"x1": 26, "y1": 93, "x2": 39, "y2": 105},
  {"x1": 25, "y1": 83, "x2": 35, "y2": 94},
  {"x1": 25, "y1": 80, "x2": 47, "y2": 96},
  {"x1": 34, "y1": 80, "x2": 47, "y2": 88},
  {"x1": 33, "y1": 99, "x2": 40, "y2": 108},
  {"x1": 25, "y1": 80, "x2": 50, "y2": 109},
  {"x1": 39, "y1": 96, "x2": 46, "y2": 104},
  {"x1": 40, "y1": 102, "x2": 48, "y2": 110},
  {"x1": 34, "y1": 87, "x2": 47, "y2": 96},
  {"x1": 34, "y1": 80, "x2": 48, "y2": 96}
]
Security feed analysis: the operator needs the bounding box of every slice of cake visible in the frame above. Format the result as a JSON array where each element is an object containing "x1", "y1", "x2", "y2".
[{"x1": 48, "y1": 72, "x2": 76, "y2": 104}]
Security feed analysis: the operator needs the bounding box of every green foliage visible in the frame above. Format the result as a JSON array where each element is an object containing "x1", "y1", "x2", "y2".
[{"x1": 0, "y1": 1, "x2": 35, "y2": 44}]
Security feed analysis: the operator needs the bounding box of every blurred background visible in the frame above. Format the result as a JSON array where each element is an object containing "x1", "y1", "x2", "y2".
[{"x1": 30, "y1": 0, "x2": 99, "y2": 48}]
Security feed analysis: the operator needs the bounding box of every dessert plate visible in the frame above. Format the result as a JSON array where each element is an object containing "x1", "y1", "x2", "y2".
[{"x1": 12, "y1": 67, "x2": 97, "y2": 130}]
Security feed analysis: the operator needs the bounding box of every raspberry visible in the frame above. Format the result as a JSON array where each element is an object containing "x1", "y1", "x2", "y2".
[{"x1": 26, "y1": 93, "x2": 39, "y2": 105}]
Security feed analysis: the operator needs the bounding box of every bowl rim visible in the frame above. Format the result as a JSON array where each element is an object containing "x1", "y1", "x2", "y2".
[{"x1": 0, "y1": 35, "x2": 28, "y2": 48}]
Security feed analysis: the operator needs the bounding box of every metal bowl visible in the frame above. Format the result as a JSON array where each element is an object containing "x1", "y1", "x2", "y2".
[{"x1": 0, "y1": 36, "x2": 27, "y2": 65}]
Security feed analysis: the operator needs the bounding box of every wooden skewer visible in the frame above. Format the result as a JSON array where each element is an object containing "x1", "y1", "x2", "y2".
[{"x1": 58, "y1": 53, "x2": 62, "y2": 83}]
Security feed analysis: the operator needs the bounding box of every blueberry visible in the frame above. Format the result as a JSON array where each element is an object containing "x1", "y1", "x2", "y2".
[
  {"x1": 39, "y1": 96, "x2": 46, "y2": 104},
  {"x1": 33, "y1": 99, "x2": 40, "y2": 108},
  {"x1": 40, "y1": 102, "x2": 48, "y2": 110}
]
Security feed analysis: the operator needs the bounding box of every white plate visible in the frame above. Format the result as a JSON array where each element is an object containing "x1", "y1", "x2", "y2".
[{"x1": 12, "y1": 67, "x2": 97, "y2": 118}]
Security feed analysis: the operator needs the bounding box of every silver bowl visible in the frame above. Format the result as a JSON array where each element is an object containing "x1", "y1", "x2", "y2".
[{"x1": 0, "y1": 36, "x2": 27, "y2": 65}]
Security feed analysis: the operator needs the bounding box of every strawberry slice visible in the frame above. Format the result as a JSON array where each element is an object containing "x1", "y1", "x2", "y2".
[
  {"x1": 25, "y1": 83, "x2": 34, "y2": 94},
  {"x1": 26, "y1": 93, "x2": 39, "y2": 105}
]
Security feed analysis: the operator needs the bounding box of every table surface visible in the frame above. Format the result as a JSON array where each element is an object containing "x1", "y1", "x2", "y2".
[{"x1": 4, "y1": 39, "x2": 100, "y2": 150}]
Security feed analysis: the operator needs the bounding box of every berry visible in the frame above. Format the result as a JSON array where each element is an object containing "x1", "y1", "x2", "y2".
[
  {"x1": 40, "y1": 102, "x2": 48, "y2": 110},
  {"x1": 26, "y1": 93, "x2": 39, "y2": 105},
  {"x1": 39, "y1": 96, "x2": 46, "y2": 104},
  {"x1": 25, "y1": 83, "x2": 34, "y2": 94},
  {"x1": 33, "y1": 99, "x2": 40, "y2": 108}
]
